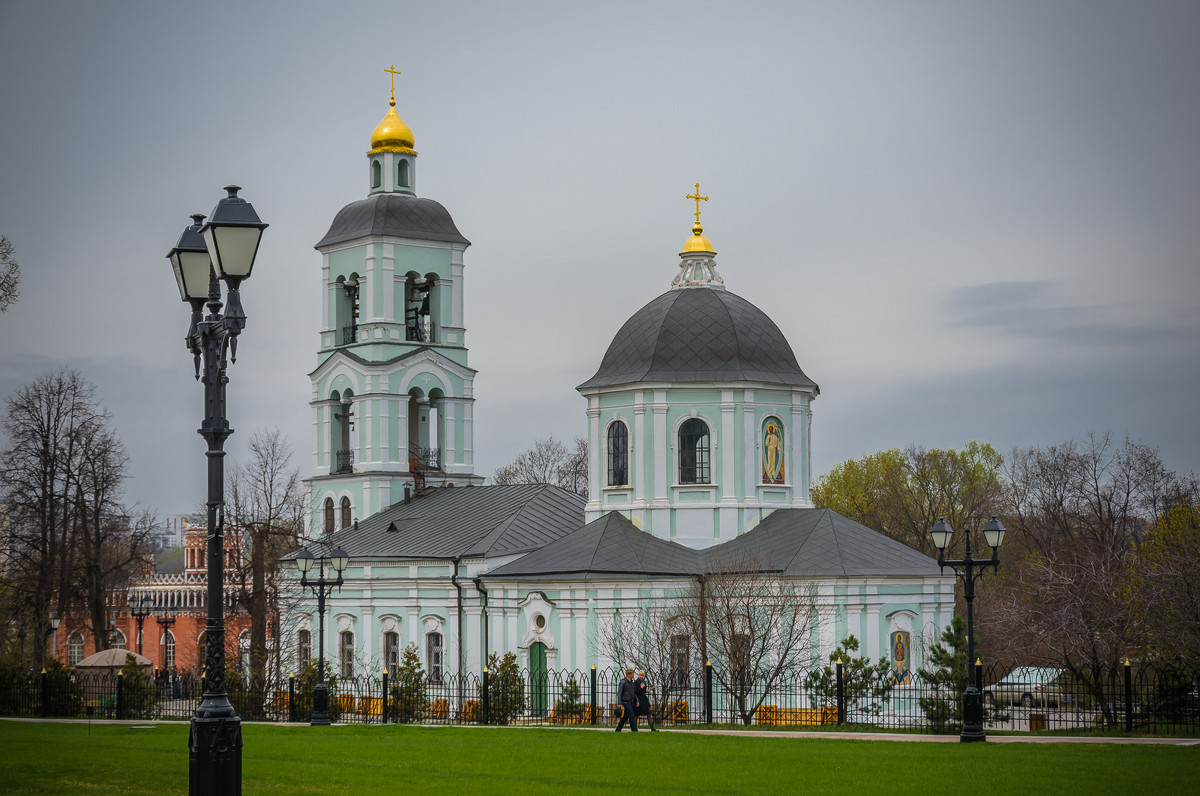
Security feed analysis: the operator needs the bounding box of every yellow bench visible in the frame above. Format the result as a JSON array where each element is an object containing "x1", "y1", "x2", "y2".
[{"x1": 755, "y1": 704, "x2": 837, "y2": 726}]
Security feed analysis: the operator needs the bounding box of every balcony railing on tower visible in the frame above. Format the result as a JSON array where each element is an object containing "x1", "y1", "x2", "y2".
[
  {"x1": 335, "y1": 450, "x2": 354, "y2": 473},
  {"x1": 408, "y1": 445, "x2": 442, "y2": 491}
]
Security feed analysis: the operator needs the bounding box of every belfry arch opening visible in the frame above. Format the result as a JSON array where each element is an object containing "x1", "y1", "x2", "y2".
[
  {"x1": 407, "y1": 386, "x2": 444, "y2": 488},
  {"x1": 331, "y1": 389, "x2": 354, "y2": 473},
  {"x1": 334, "y1": 274, "x2": 360, "y2": 346},
  {"x1": 403, "y1": 271, "x2": 438, "y2": 343}
]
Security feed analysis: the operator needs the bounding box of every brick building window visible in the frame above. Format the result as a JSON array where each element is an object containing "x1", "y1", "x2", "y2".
[{"x1": 68, "y1": 632, "x2": 84, "y2": 666}]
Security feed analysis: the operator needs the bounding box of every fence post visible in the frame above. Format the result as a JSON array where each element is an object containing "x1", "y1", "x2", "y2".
[
  {"x1": 1124, "y1": 659, "x2": 1133, "y2": 732},
  {"x1": 40, "y1": 669, "x2": 48, "y2": 718},
  {"x1": 704, "y1": 660, "x2": 713, "y2": 725},
  {"x1": 116, "y1": 671, "x2": 124, "y2": 720},
  {"x1": 836, "y1": 657, "x2": 844, "y2": 725},
  {"x1": 381, "y1": 669, "x2": 389, "y2": 725},
  {"x1": 288, "y1": 673, "x2": 296, "y2": 722},
  {"x1": 482, "y1": 667, "x2": 490, "y2": 725},
  {"x1": 589, "y1": 665, "x2": 597, "y2": 726}
]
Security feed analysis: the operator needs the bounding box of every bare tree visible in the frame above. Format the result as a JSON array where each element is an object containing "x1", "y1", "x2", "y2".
[
  {"x1": 1, "y1": 370, "x2": 99, "y2": 662},
  {"x1": 596, "y1": 594, "x2": 695, "y2": 718},
  {"x1": 492, "y1": 435, "x2": 589, "y2": 497},
  {"x1": 986, "y1": 433, "x2": 1195, "y2": 713},
  {"x1": 0, "y1": 234, "x2": 19, "y2": 312},
  {"x1": 225, "y1": 428, "x2": 305, "y2": 684},
  {"x1": 677, "y1": 556, "x2": 824, "y2": 725}
]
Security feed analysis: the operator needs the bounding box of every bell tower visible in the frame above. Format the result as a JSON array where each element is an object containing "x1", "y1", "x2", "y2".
[{"x1": 304, "y1": 68, "x2": 483, "y2": 535}]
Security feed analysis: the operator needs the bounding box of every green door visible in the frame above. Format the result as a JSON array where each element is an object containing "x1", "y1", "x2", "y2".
[{"x1": 530, "y1": 642, "x2": 548, "y2": 716}]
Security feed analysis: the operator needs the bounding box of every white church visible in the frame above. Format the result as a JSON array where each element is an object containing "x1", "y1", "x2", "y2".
[{"x1": 288, "y1": 79, "x2": 954, "y2": 690}]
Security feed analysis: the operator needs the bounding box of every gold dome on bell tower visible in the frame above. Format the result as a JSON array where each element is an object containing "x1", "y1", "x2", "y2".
[{"x1": 369, "y1": 65, "x2": 417, "y2": 155}]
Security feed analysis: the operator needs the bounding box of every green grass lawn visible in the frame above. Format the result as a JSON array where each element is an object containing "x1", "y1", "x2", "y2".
[{"x1": 2, "y1": 720, "x2": 1197, "y2": 795}]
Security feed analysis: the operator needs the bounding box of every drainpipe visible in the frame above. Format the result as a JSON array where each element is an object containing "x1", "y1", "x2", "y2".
[
  {"x1": 450, "y1": 557, "x2": 464, "y2": 691},
  {"x1": 473, "y1": 577, "x2": 489, "y2": 668}
]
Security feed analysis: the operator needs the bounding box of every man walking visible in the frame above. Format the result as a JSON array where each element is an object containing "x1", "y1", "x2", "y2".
[{"x1": 615, "y1": 668, "x2": 639, "y2": 732}]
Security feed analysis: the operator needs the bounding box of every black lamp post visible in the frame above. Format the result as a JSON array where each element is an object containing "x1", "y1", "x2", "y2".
[
  {"x1": 156, "y1": 604, "x2": 178, "y2": 667},
  {"x1": 49, "y1": 615, "x2": 60, "y2": 661},
  {"x1": 294, "y1": 546, "x2": 349, "y2": 725},
  {"x1": 930, "y1": 515, "x2": 1006, "y2": 743},
  {"x1": 168, "y1": 185, "x2": 267, "y2": 796},
  {"x1": 131, "y1": 595, "x2": 153, "y2": 656}
]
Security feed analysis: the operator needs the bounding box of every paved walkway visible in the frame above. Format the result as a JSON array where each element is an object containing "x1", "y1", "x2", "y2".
[{"x1": 6, "y1": 717, "x2": 1197, "y2": 744}]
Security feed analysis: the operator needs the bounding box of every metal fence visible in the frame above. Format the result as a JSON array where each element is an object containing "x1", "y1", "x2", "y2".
[{"x1": 2, "y1": 662, "x2": 1197, "y2": 734}]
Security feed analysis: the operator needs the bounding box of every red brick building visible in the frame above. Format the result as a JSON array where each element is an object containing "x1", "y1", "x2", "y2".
[{"x1": 50, "y1": 527, "x2": 256, "y2": 675}]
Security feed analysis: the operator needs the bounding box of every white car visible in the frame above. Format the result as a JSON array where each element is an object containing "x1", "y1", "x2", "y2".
[{"x1": 983, "y1": 667, "x2": 1073, "y2": 707}]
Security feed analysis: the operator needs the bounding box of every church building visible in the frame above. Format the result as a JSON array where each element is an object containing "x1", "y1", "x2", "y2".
[{"x1": 286, "y1": 79, "x2": 953, "y2": 693}]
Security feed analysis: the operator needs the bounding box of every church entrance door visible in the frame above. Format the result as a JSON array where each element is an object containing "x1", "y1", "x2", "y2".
[{"x1": 529, "y1": 642, "x2": 548, "y2": 716}]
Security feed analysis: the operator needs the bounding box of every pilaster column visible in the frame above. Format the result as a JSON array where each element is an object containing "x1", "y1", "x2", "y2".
[
  {"x1": 652, "y1": 395, "x2": 669, "y2": 507},
  {"x1": 720, "y1": 394, "x2": 737, "y2": 503},
  {"x1": 633, "y1": 394, "x2": 646, "y2": 507}
]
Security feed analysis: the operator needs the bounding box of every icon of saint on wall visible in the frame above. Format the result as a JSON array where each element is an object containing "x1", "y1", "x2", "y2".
[
  {"x1": 762, "y1": 419, "x2": 785, "y2": 484},
  {"x1": 890, "y1": 630, "x2": 912, "y2": 684}
]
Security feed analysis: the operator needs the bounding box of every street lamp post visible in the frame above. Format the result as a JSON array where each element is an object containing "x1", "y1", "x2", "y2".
[
  {"x1": 168, "y1": 185, "x2": 267, "y2": 796},
  {"x1": 929, "y1": 515, "x2": 1006, "y2": 743},
  {"x1": 156, "y1": 605, "x2": 178, "y2": 668},
  {"x1": 131, "y1": 596, "x2": 152, "y2": 656},
  {"x1": 49, "y1": 616, "x2": 60, "y2": 661},
  {"x1": 294, "y1": 546, "x2": 349, "y2": 725}
]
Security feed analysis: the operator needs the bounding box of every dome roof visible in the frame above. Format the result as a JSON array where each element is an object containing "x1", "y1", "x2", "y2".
[
  {"x1": 315, "y1": 193, "x2": 470, "y2": 249},
  {"x1": 681, "y1": 222, "x2": 715, "y2": 255},
  {"x1": 578, "y1": 287, "x2": 818, "y2": 390},
  {"x1": 369, "y1": 101, "x2": 416, "y2": 155}
]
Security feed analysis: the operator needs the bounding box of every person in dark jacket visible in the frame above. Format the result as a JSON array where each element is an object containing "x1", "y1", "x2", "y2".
[
  {"x1": 634, "y1": 670, "x2": 656, "y2": 731},
  {"x1": 615, "y1": 668, "x2": 639, "y2": 731}
]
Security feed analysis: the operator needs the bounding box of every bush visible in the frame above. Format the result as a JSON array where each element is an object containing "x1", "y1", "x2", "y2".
[
  {"x1": 552, "y1": 675, "x2": 586, "y2": 723},
  {"x1": 486, "y1": 651, "x2": 525, "y2": 725},
  {"x1": 389, "y1": 643, "x2": 428, "y2": 723},
  {"x1": 43, "y1": 657, "x2": 82, "y2": 717},
  {"x1": 803, "y1": 636, "x2": 895, "y2": 722},
  {"x1": 120, "y1": 654, "x2": 158, "y2": 719}
]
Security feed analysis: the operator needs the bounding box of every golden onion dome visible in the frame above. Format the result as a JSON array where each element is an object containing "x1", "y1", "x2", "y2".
[
  {"x1": 681, "y1": 222, "x2": 715, "y2": 255},
  {"x1": 369, "y1": 100, "x2": 416, "y2": 155}
]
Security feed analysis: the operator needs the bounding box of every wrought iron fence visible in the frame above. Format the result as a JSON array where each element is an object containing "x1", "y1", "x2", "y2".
[{"x1": 2, "y1": 662, "x2": 1196, "y2": 734}]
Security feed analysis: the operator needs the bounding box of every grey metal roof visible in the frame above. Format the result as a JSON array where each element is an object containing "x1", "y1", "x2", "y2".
[
  {"x1": 704, "y1": 509, "x2": 942, "y2": 577},
  {"x1": 315, "y1": 193, "x2": 470, "y2": 248},
  {"x1": 487, "y1": 512, "x2": 701, "y2": 579},
  {"x1": 578, "y1": 287, "x2": 818, "y2": 390},
  {"x1": 297, "y1": 484, "x2": 584, "y2": 560}
]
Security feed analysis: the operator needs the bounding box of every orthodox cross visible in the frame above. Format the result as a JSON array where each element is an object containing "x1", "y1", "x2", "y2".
[
  {"x1": 686, "y1": 183, "x2": 709, "y2": 225},
  {"x1": 384, "y1": 64, "x2": 402, "y2": 102}
]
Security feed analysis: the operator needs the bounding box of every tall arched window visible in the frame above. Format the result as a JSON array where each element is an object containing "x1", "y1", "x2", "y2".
[
  {"x1": 340, "y1": 496, "x2": 352, "y2": 529},
  {"x1": 678, "y1": 418, "x2": 710, "y2": 484},
  {"x1": 110, "y1": 629, "x2": 127, "y2": 650},
  {"x1": 607, "y1": 421, "x2": 629, "y2": 486},
  {"x1": 165, "y1": 630, "x2": 176, "y2": 668},
  {"x1": 339, "y1": 630, "x2": 355, "y2": 678},
  {"x1": 426, "y1": 632, "x2": 443, "y2": 681},
  {"x1": 398, "y1": 159, "x2": 411, "y2": 188},
  {"x1": 297, "y1": 629, "x2": 312, "y2": 668},
  {"x1": 324, "y1": 498, "x2": 335, "y2": 534},
  {"x1": 371, "y1": 159, "x2": 382, "y2": 189},
  {"x1": 383, "y1": 631, "x2": 400, "y2": 673},
  {"x1": 67, "y1": 632, "x2": 85, "y2": 666}
]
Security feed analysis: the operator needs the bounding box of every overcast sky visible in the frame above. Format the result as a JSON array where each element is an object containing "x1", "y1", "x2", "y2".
[{"x1": 2, "y1": 1, "x2": 1198, "y2": 517}]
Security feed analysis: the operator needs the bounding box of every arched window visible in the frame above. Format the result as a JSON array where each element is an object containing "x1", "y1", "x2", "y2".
[
  {"x1": 678, "y1": 418, "x2": 710, "y2": 484},
  {"x1": 607, "y1": 421, "x2": 629, "y2": 486},
  {"x1": 670, "y1": 634, "x2": 691, "y2": 687},
  {"x1": 340, "y1": 496, "x2": 352, "y2": 529},
  {"x1": 383, "y1": 630, "x2": 400, "y2": 673},
  {"x1": 426, "y1": 632, "x2": 443, "y2": 682},
  {"x1": 339, "y1": 630, "x2": 355, "y2": 678},
  {"x1": 67, "y1": 632, "x2": 85, "y2": 666},
  {"x1": 324, "y1": 498, "x2": 335, "y2": 534},
  {"x1": 110, "y1": 629, "x2": 127, "y2": 650},
  {"x1": 297, "y1": 629, "x2": 312, "y2": 668},
  {"x1": 398, "y1": 158, "x2": 411, "y2": 188},
  {"x1": 165, "y1": 630, "x2": 176, "y2": 668},
  {"x1": 371, "y1": 159, "x2": 382, "y2": 189}
]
